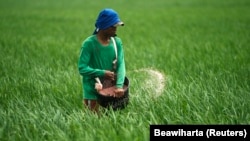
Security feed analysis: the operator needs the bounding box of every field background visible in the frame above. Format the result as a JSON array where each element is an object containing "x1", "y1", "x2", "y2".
[{"x1": 0, "y1": 0, "x2": 250, "y2": 140}]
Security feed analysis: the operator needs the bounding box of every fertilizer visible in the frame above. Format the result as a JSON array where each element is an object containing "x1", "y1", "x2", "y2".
[{"x1": 132, "y1": 68, "x2": 166, "y2": 97}]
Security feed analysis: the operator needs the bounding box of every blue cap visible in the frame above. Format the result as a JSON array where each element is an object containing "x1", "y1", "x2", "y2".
[{"x1": 93, "y1": 8, "x2": 124, "y2": 34}]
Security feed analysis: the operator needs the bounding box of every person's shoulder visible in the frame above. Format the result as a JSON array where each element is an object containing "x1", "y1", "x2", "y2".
[
  {"x1": 83, "y1": 35, "x2": 96, "y2": 42},
  {"x1": 113, "y1": 36, "x2": 122, "y2": 43},
  {"x1": 82, "y1": 35, "x2": 96, "y2": 46}
]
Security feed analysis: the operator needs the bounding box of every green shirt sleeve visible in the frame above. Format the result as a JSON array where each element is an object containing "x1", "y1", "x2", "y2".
[
  {"x1": 78, "y1": 37, "x2": 105, "y2": 78},
  {"x1": 114, "y1": 37, "x2": 126, "y2": 88}
]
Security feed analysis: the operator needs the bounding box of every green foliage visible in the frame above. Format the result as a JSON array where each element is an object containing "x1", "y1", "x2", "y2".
[{"x1": 0, "y1": 0, "x2": 250, "y2": 140}]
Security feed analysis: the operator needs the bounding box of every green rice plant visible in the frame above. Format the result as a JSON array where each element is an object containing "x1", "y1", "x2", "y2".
[{"x1": 0, "y1": 0, "x2": 250, "y2": 140}]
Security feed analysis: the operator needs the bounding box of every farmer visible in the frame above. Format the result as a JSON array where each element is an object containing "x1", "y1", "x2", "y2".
[{"x1": 78, "y1": 8, "x2": 126, "y2": 112}]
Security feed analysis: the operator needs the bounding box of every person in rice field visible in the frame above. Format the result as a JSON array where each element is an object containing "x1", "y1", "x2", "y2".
[{"x1": 78, "y1": 8, "x2": 126, "y2": 112}]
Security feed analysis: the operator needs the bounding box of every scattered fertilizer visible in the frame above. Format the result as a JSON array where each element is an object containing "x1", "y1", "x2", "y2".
[{"x1": 132, "y1": 68, "x2": 166, "y2": 97}]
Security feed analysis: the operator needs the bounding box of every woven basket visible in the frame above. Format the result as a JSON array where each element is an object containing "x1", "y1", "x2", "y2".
[{"x1": 97, "y1": 77, "x2": 129, "y2": 110}]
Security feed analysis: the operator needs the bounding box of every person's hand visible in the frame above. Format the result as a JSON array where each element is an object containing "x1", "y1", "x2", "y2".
[
  {"x1": 104, "y1": 71, "x2": 115, "y2": 80},
  {"x1": 114, "y1": 88, "x2": 124, "y2": 97}
]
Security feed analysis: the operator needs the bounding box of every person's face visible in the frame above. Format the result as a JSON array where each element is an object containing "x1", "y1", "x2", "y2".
[{"x1": 103, "y1": 26, "x2": 117, "y2": 37}]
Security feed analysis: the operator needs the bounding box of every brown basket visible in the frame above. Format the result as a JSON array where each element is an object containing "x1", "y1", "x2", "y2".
[{"x1": 97, "y1": 77, "x2": 129, "y2": 110}]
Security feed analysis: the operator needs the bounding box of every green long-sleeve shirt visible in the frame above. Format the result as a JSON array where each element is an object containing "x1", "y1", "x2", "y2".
[{"x1": 78, "y1": 35, "x2": 126, "y2": 99}]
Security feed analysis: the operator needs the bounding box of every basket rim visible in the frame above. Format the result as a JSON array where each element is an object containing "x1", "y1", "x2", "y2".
[{"x1": 97, "y1": 76, "x2": 129, "y2": 97}]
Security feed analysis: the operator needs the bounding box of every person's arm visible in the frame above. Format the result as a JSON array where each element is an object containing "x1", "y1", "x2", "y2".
[
  {"x1": 78, "y1": 41, "x2": 105, "y2": 78},
  {"x1": 115, "y1": 38, "x2": 126, "y2": 88}
]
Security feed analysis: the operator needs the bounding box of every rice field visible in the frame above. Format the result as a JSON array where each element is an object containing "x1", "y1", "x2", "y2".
[{"x1": 0, "y1": 0, "x2": 250, "y2": 140}]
